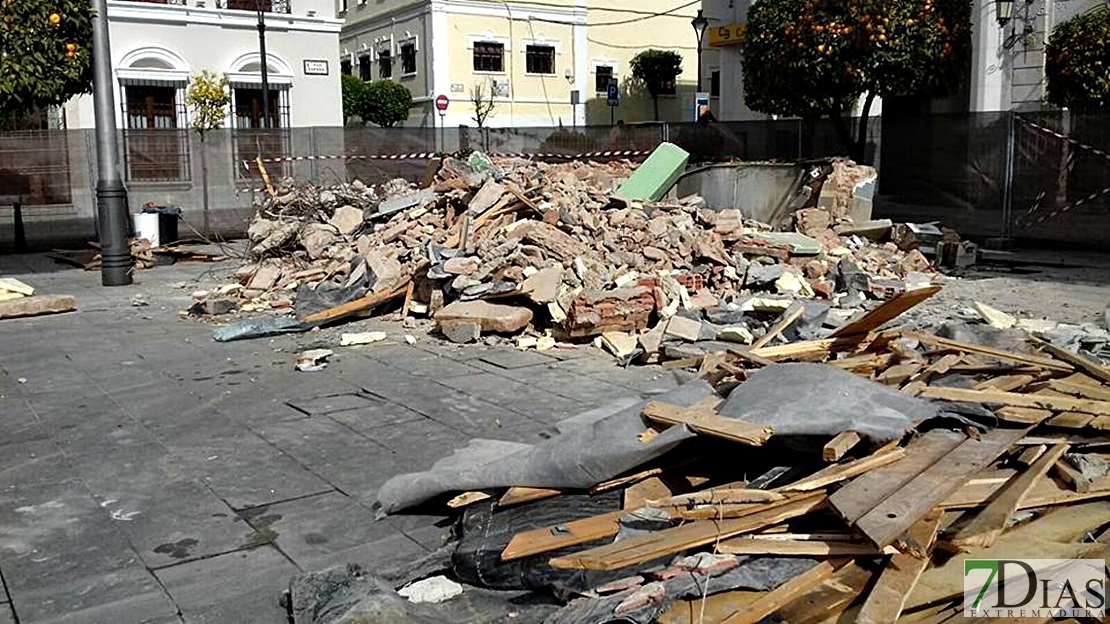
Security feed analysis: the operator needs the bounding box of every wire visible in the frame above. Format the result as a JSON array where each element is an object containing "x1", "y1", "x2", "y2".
[
  {"x1": 526, "y1": 0, "x2": 701, "y2": 27},
  {"x1": 587, "y1": 37, "x2": 697, "y2": 51}
]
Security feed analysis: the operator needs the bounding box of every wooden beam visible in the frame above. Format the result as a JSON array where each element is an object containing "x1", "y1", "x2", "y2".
[
  {"x1": 919, "y1": 387, "x2": 1110, "y2": 415},
  {"x1": 830, "y1": 286, "x2": 941, "y2": 337},
  {"x1": 822, "y1": 431, "x2": 863, "y2": 462},
  {"x1": 749, "y1": 334, "x2": 877, "y2": 361},
  {"x1": 720, "y1": 558, "x2": 852, "y2": 624},
  {"x1": 778, "y1": 447, "x2": 907, "y2": 493},
  {"x1": 856, "y1": 511, "x2": 944, "y2": 624},
  {"x1": 994, "y1": 406, "x2": 1054, "y2": 425},
  {"x1": 300, "y1": 281, "x2": 411, "y2": 326},
  {"x1": 1030, "y1": 336, "x2": 1110, "y2": 384},
  {"x1": 1045, "y1": 411, "x2": 1096, "y2": 429},
  {"x1": 905, "y1": 332, "x2": 1073, "y2": 372},
  {"x1": 641, "y1": 401, "x2": 773, "y2": 446},
  {"x1": 547, "y1": 492, "x2": 826, "y2": 571},
  {"x1": 853, "y1": 426, "x2": 1032, "y2": 547},
  {"x1": 976, "y1": 374, "x2": 1037, "y2": 392},
  {"x1": 830, "y1": 430, "x2": 966, "y2": 524},
  {"x1": 876, "y1": 363, "x2": 924, "y2": 386},
  {"x1": 500, "y1": 509, "x2": 625, "y2": 562},
  {"x1": 945, "y1": 444, "x2": 1069, "y2": 549},
  {"x1": 498, "y1": 486, "x2": 565, "y2": 508},
  {"x1": 1048, "y1": 378, "x2": 1110, "y2": 402},
  {"x1": 751, "y1": 306, "x2": 805, "y2": 349},
  {"x1": 717, "y1": 536, "x2": 894, "y2": 556}
]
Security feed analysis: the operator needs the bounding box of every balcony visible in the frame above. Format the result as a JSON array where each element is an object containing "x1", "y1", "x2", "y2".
[{"x1": 124, "y1": 0, "x2": 290, "y2": 12}]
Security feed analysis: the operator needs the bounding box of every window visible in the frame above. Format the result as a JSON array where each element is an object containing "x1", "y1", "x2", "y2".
[
  {"x1": 658, "y1": 78, "x2": 676, "y2": 95},
  {"x1": 595, "y1": 65, "x2": 613, "y2": 93},
  {"x1": 123, "y1": 85, "x2": 188, "y2": 181},
  {"x1": 340, "y1": 58, "x2": 352, "y2": 75},
  {"x1": 400, "y1": 42, "x2": 417, "y2": 75},
  {"x1": 378, "y1": 49, "x2": 392, "y2": 78},
  {"x1": 358, "y1": 55, "x2": 372, "y2": 81},
  {"x1": 710, "y1": 70, "x2": 720, "y2": 97},
  {"x1": 525, "y1": 45, "x2": 555, "y2": 75},
  {"x1": 473, "y1": 42, "x2": 504, "y2": 73},
  {"x1": 234, "y1": 88, "x2": 284, "y2": 129}
]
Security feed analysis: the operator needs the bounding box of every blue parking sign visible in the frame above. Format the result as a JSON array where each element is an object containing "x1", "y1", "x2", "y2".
[{"x1": 607, "y1": 80, "x2": 619, "y2": 107}]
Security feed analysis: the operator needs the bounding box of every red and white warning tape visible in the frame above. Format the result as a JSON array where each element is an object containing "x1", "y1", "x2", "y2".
[
  {"x1": 242, "y1": 148, "x2": 651, "y2": 169},
  {"x1": 1018, "y1": 117, "x2": 1110, "y2": 162},
  {"x1": 1015, "y1": 117, "x2": 1110, "y2": 228},
  {"x1": 1018, "y1": 185, "x2": 1110, "y2": 229}
]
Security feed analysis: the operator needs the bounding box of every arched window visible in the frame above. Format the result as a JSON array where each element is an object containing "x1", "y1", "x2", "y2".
[{"x1": 117, "y1": 47, "x2": 192, "y2": 181}]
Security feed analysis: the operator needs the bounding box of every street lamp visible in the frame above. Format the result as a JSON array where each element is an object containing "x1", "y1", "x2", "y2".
[
  {"x1": 256, "y1": 0, "x2": 271, "y2": 128},
  {"x1": 995, "y1": 0, "x2": 1013, "y2": 27},
  {"x1": 90, "y1": 0, "x2": 133, "y2": 285},
  {"x1": 690, "y1": 9, "x2": 710, "y2": 92}
]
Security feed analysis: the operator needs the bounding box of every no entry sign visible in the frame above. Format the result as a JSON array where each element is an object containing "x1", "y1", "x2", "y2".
[{"x1": 435, "y1": 94, "x2": 449, "y2": 112}]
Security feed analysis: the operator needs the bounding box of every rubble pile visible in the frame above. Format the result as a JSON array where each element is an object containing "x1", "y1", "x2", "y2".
[
  {"x1": 287, "y1": 291, "x2": 1110, "y2": 624},
  {"x1": 229, "y1": 149, "x2": 969, "y2": 359}
]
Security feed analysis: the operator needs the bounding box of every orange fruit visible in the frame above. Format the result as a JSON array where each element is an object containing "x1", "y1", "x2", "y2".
[{"x1": 49, "y1": 13, "x2": 61, "y2": 25}]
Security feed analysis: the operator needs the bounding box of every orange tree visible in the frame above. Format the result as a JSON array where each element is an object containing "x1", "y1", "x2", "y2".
[
  {"x1": 1046, "y1": 7, "x2": 1110, "y2": 112},
  {"x1": 0, "y1": 0, "x2": 94, "y2": 119},
  {"x1": 741, "y1": 0, "x2": 971, "y2": 161}
]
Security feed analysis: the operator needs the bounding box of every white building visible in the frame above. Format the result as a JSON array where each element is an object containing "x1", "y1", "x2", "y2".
[{"x1": 64, "y1": 0, "x2": 343, "y2": 132}]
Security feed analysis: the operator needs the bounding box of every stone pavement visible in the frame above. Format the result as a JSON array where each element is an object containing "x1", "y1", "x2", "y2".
[{"x1": 0, "y1": 254, "x2": 686, "y2": 624}]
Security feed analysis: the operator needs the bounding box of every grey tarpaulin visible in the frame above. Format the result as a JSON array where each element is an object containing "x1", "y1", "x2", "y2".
[
  {"x1": 212, "y1": 316, "x2": 310, "y2": 342},
  {"x1": 375, "y1": 381, "x2": 715, "y2": 515},
  {"x1": 719, "y1": 363, "x2": 938, "y2": 442}
]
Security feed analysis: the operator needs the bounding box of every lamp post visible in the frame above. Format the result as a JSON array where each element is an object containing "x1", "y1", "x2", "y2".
[
  {"x1": 995, "y1": 0, "x2": 1014, "y2": 27},
  {"x1": 91, "y1": 0, "x2": 133, "y2": 285},
  {"x1": 690, "y1": 10, "x2": 710, "y2": 92},
  {"x1": 257, "y1": 0, "x2": 271, "y2": 128}
]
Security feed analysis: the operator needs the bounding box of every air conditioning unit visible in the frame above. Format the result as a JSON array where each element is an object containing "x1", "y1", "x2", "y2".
[{"x1": 491, "y1": 79, "x2": 509, "y2": 97}]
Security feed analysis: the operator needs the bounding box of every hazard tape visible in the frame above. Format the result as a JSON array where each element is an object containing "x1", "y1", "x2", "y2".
[
  {"x1": 242, "y1": 148, "x2": 651, "y2": 169},
  {"x1": 1018, "y1": 185, "x2": 1110, "y2": 229},
  {"x1": 1015, "y1": 117, "x2": 1110, "y2": 228},
  {"x1": 1017, "y1": 117, "x2": 1110, "y2": 162}
]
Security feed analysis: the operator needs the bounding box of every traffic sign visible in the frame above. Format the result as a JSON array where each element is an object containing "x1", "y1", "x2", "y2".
[
  {"x1": 606, "y1": 79, "x2": 619, "y2": 107},
  {"x1": 435, "y1": 94, "x2": 449, "y2": 112}
]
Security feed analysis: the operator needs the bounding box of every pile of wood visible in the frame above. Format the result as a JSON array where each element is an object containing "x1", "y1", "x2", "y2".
[
  {"x1": 0, "y1": 278, "x2": 75, "y2": 319},
  {"x1": 232, "y1": 155, "x2": 961, "y2": 349},
  {"x1": 415, "y1": 288, "x2": 1110, "y2": 623}
]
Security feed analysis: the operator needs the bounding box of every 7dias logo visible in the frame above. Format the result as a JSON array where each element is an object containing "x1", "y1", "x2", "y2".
[{"x1": 964, "y1": 559, "x2": 1107, "y2": 618}]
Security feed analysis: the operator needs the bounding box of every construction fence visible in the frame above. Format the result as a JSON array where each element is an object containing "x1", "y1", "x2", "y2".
[{"x1": 1, "y1": 112, "x2": 1108, "y2": 250}]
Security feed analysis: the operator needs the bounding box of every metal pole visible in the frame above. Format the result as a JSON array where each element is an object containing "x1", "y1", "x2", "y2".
[
  {"x1": 696, "y1": 43, "x2": 703, "y2": 93},
  {"x1": 257, "y1": 2, "x2": 271, "y2": 129},
  {"x1": 1001, "y1": 110, "x2": 1016, "y2": 242},
  {"x1": 91, "y1": 0, "x2": 133, "y2": 285}
]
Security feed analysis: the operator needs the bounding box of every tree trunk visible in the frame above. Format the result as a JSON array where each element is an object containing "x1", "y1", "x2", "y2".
[
  {"x1": 826, "y1": 91, "x2": 875, "y2": 163},
  {"x1": 200, "y1": 136, "x2": 210, "y2": 236},
  {"x1": 652, "y1": 95, "x2": 660, "y2": 122},
  {"x1": 827, "y1": 112, "x2": 858, "y2": 161},
  {"x1": 854, "y1": 91, "x2": 877, "y2": 164}
]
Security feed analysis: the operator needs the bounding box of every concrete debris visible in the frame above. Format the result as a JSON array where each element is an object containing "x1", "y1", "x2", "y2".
[
  {"x1": 973, "y1": 301, "x2": 1018, "y2": 330},
  {"x1": 340, "y1": 331, "x2": 388, "y2": 346},
  {"x1": 187, "y1": 297, "x2": 237, "y2": 316},
  {"x1": 295, "y1": 349, "x2": 333, "y2": 372},
  {"x1": 397, "y1": 575, "x2": 465, "y2": 604}
]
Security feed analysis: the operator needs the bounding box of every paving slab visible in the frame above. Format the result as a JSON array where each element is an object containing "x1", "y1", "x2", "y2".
[
  {"x1": 297, "y1": 531, "x2": 431, "y2": 576},
  {"x1": 326, "y1": 399, "x2": 427, "y2": 433},
  {"x1": 238, "y1": 491, "x2": 398, "y2": 569},
  {"x1": 0, "y1": 483, "x2": 178, "y2": 624},
  {"x1": 435, "y1": 372, "x2": 588, "y2": 423},
  {"x1": 478, "y1": 349, "x2": 557, "y2": 370},
  {"x1": 358, "y1": 343, "x2": 483, "y2": 379},
  {"x1": 285, "y1": 392, "x2": 379, "y2": 416},
  {"x1": 364, "y1": 383, "x2": 536, "y2": 436},
  {"x1": 0, "y1": 603, "x2": 13, "y2": 624},
  {"x1": 155, "y1": 545, "x2": 295, "y2": 624}
]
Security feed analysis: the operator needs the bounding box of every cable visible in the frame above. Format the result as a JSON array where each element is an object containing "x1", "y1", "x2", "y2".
[
  {"x1": 587, "y1": 36, "x2": 697, "y2": 51},
  {"x1": 526, "y1": 0, "x2": 701, "y2": 27}
]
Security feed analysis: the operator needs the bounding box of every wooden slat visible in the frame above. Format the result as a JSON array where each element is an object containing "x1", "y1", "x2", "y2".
[
  {"x1": 976, "y1": 374, "x2": 1036, "y2": 392},
  {"x1": 749, "y1": 334, "x2": 877, "y2": 361},
  {"x1": 1045, "y1": 411, "x2": 1096, "y2": 429},
  {"x1": 876, "y1": 362, "x2": 923, "y2": 386},
  {"x1": 1090, "y1": 415, "x2": 1110, "y2": 431},
  {"x1": 856, "y1": 511, "x2": 944, "y2": 624},
  {"x1": 498, "y1": 486, "x2": 565, "y2": 507},
  {"x1": 905, "y1": 332, "x2": 1073, "y2": 372},
  {"x1": 919, "y1": 387, "x2": 1110, "y2": 415},
  {"x1": 830, "y1": 286, "x2": 941, "y2": 337},
  {"x1": 830, "y1": 430, "x2": 966, "y2": 524},
  {"x1": 720, "y1": 558, "x2": 852, "y2": 624},
  {"x1": 1030, "y1": 337, "x2": 1110, "y2": 383},
  {"x1": 500, "y1": 509, "x2": 625, "y2": 561},
  {"x1": 822, "y1": 431, "x2": 863, "y2": 462},
  {"x1": 777, "y1": 447, "x2": 907, "y2": 493},
  {"x1": 446, "y1": 490, "x2": 492, "y2": 508},
  {"x1": 300, "y1": 281, "x2": 410, "y2": 326},
  {"x1": 641, "y1": 401, "x2": 773, "y2": 446},
  {"x1": 946, "y1": 444, "x2": 1069, "y2": 549},
  {"x1": 1048, "y1": 378, "x2": 1110, "y2": 401},
  {"x1": 547, "y1": 492, "x2": 826, "y2": 571},
  {"x1": 1015, "y1": 444, "x2": 1047, "y2": 467},
  {"x1": 995, "y1": 406, "x2": 1054, "y2": 425},
  {"x1": 717, "y1": 536, "x2": 894, "y2": 556},
  {"x1": 768, "y1": 563, "x2": 876, "y2": 624},
  {"x1": 853, "y1": 426, "x2": 1032, "y2": 547},
  {"x1": 751, "y1": 306, "x2": 805, "y2": 349},
  {"x1": 939, "y1": 468, "x2": 1110, "y2": 510}
]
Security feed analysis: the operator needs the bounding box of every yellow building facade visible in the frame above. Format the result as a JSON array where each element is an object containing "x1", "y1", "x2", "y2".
[{"x1": 339, "y1": 0, "x2": 718, "y2": 128}]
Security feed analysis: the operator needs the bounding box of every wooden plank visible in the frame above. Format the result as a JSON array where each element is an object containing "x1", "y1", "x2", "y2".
[
  {"x1": 500, "y1": 509, "x2": 626, "y2": 562},
  {"x1": 657, "y1": 590, "x2": 763, "y2": 624},
  {"x1": 876, "y1": 362, "x2": 924, "y2": 386},
  {"x1": 498, "y1": 486, "x2": 564, "y2": 507},
  {"x1": 400, "y1": 281, "x2": 416, "y2": 318},
  {"x1": 1015, "y1": 444, "x2": 1047, "y2": 467},
  {"x1": 1045, "y1": 411, "x2": 1096, "y2": 429},
  {"x1": 1048, "y1": 378, "x2": 1110, "y2": 401},
  {"x1": 447, "y1": 491, "x2": 493, "y2": 508},
  {"x1": 976, "y1": 374, "x2": 1036, "y2": 392},
  {"x1": 622, "y1": 476, "x2": 675, "y2": 510},
  {"x1": 0, "y1": 294, "x2": 76, "y2": 319},
  {"x1": 906, "y1": 332, "x2": 1073, "y2": 372},
  {"x1": 822, "y1": 431, "x2": 863, "y2": 462},
  {"x1": 300, "y1": 281, "x2": 410, "y2": 326},
  {"x1": 919, "y1": 387, "x2": 1110, "y2": 415},
  {"x1": 749, "y1": 334, "x2": 876, "y2": 361},
  {"x1": 995, "y1": 406, "x2": 1053, "y2": 425},
  {"x1": 1091, "y1": 415, "x2": 1110, "y2": 431},
  {"x1": 856, "y1": 511, "x2": 944, "y2": 624},
  {"x1": 830, "y1": 430, "x2": 966, "y2": 524},
  {"x1": 547, "y1": 492, "x2": 826, "y2": 571},
  {"x1": 717, "y1": 536, "x2": 894, "y2": 556},
  {"x1": 720, "y1": 558, "x2": 851, "y2": 624},
  {"x1": 912, "y1": 353, "x2": 964, "y2": 385},
  {"x1": 826, "y1": 352, "x2": 895, "y2": 372},
  {"x1": 658, "y1": 489, "x2": 784, "y2": 507},
  {"x1": 830, "y1": 286, "x2": 941, "y2": 337},
  {"x1": 945, "y1": 444, "x2": 1069, "y2": 549},
  {"x1": 750, "y1": 306, "x2": 805, "y2": 349},
  {"x1": 1053, "y1": 459, "x2": 1094, "y2": 493},
  {"x1": 641, "y1": 401, "x2": 773, "y2": 446},
  {"x1": 1030, "y1": 336, "x2": 1110, "y2": 383},
  {"x1": 769, "y1": 563, "x2": 876, "y2": 624},
  {"x1": 853, "y1": 426, "x2": 1032, "y2": 547},
  {"x1": 777, "y1": 447, "x2": 907, "y2": 493}
]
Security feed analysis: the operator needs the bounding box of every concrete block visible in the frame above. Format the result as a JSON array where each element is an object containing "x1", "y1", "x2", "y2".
[{"x1": 615, "y1": 142, "x2": 690, "y2": 201}]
